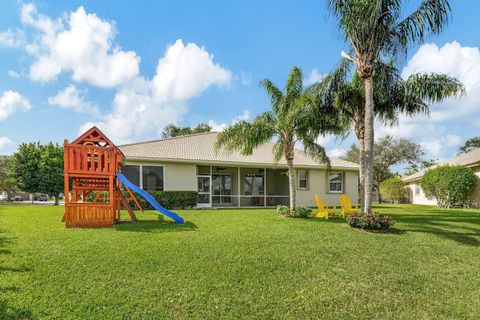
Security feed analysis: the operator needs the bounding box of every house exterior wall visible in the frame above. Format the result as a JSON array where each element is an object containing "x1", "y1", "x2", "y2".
[
  {"x1": 405, "y1": 181, "x2": 437, "y2": 206},
  {"x1": 296, "y1": 169, "x2": 359, "y2": 207},
  {"x1": 125, "y1": 159, "x2": 359, "y2": 207}
]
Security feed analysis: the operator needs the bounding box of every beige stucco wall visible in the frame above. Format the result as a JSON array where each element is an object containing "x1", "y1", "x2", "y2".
[
  {"x1": 125, "y1": 159, "x2": 359, "y2": 207},
  {"x1": 296, "y1": 169, "x2": 359, "y2": 207},
  {"x1": 125, "y1": 160, "x2": 197, "y2": 191},
  {"x1": 405, "y1": 181, "x2": 437, "y2": 206}
]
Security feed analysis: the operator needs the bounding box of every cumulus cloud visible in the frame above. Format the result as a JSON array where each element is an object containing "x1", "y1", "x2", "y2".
[
  {"x1": 328, "y1": 148, "x2": 347, "y2": 159},
  {"x1": 0, "y1": 90, "x2": 31, "y2": 121},
  {"x1": 208, "y1": 110, "x2": 250, "y2": 132},
  {"x1": 0, "y1": 137, "x2": 13, "y2": 152},
  {"x1": 21, "y1": 3, "x2": 140, "y2": 87},
  {"x1": 82, "y1": 40, "x2": 232, "y2": 143},
  {"x1": 0, "y1": 28, "x2": 26, "y2": 47},
  {"x1": 402, "y1": 41, "x2": 479, "y2": 121},
  {"x1": 48, "y1": 85, "x2": 101, "y2": 117}
]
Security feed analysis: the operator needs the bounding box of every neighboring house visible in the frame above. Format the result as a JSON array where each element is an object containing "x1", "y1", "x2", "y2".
[
  {"x1": 403, "y1": 148, "x2": 480, "y2": 207},
  {"x1": 119, "y1": 132, "x2": 359, "y2": 208}
]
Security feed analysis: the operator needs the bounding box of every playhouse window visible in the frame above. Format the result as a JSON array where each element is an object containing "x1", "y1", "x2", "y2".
[
  {"x1": 123, "y1": 165, "x2": 140, "y2": 186},
  {"x1": 142, "y1": 166, "x2": 164, "y2": 191}
]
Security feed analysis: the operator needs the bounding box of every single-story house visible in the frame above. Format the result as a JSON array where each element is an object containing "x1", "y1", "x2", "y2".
[
  {"x1": 403, "y1": 148, "x2": 480, "y2": 207},
  {"x1": 118, "y1": 132, "x2": 359, "y2": 208}
]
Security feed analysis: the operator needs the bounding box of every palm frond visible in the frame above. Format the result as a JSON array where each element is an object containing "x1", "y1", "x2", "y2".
[{"x1": 259, "y1": 79, "x2": 283, "y2": 114}]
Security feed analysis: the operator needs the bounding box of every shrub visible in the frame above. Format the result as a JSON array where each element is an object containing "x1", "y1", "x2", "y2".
[
  {"x1": 87, "y1": 190, "x2": 198, "y2": 209},
  {"x1": 421, "y1": 165, "x2": 477, "y2": 208},
  {"x1": 277, "y1": 205, "x2": 312, "y2": 218},
  {"x1": 379, "y1": 177, "x2": 406, "y2": 203},
  {"x1": 347, "y1": 213, "x2": 395, "y2": 231}
]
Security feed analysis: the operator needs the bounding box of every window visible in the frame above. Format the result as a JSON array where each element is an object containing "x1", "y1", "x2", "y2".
[
  {"x1": 142, "y1": 166, "x2": 164, "y2": 191},
  {"x1": 122, "y1": 165, "x2": 140, "y2": 186},
  {"x1": 328, "y1": 172, "x2": 343, "y2": 193},
  {"x1": 298, "y1": 170, "x2": 309, "y2": 189}
]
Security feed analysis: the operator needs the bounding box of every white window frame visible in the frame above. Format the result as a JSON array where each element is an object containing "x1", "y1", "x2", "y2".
[
  {"x1": 328, "y1": 171, "x2": 344, "y2": 194},
  {"x1": 297, "y1": 169, "x2": 309, "y2": 190}
]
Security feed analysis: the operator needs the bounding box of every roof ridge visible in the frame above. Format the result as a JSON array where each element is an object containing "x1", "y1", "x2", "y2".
[{"x1": 118, "y1": 131, "x2": 218, "y2": 147}]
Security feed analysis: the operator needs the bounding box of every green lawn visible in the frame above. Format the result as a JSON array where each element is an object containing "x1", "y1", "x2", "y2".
[{"x1": 0, "y1": 205, "x2": 479, "y2": 319}]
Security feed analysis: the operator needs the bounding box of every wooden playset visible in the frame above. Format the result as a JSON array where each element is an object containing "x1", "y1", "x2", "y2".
[{"x1": 62, "y1": 127, "x2": 143, "y2": 228}]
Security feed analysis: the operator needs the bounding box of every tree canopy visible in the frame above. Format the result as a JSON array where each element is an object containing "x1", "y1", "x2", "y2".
[{"x1": 161, "y1": 123, "x2": 212, "y2": 138}]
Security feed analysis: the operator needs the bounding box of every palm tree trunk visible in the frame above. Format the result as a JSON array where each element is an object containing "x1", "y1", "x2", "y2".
[
  {"x1": 359, "y1": 136, "x2": 365, "y2": 212},
  {"x1": 55, "y1": 195, "x2": 59, "y2": 205},
  {"x1": 363, "y1": 76, "x2": 375, "y2": 214},
  {"x1": 287, "y1": 159, "x2": 296, "y2": 211}
]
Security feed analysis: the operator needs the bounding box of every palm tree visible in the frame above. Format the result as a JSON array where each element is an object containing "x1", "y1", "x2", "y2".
[
  {"x1": 327, "y1": 0, "x2": 452, "y2": 213},
  {"x1": 215, "y1": 66, "x2": 347, "y2": 211},
  {"x1": 316, "y1": 60, "x2": 464, "y2": 211}
]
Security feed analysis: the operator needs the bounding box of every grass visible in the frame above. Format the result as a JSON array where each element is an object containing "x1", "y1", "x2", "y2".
[{"x1": 0, "y1": 204, "x2": 479, "y2": 319}]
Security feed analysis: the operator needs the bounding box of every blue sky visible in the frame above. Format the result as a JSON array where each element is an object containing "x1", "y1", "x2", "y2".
[{"x1": 1, "y1": 1, "x2": 480, "y2": 171}]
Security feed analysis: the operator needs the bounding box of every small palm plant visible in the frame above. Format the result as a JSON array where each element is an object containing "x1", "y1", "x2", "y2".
[{"x1": 215, "y1": 66, "x2": 347, "y2": 211}]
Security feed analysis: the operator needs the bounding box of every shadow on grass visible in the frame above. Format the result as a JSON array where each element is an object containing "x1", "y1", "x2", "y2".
[
  {"x1": 390, "y1": 210, "x2": 480, "y2": 246},
  {"x1": 115, "y1": 220, "x2": 198, "y2": 233},
  {"x1": 0, "y1": 231, "x2": 33, "y2": 320}
]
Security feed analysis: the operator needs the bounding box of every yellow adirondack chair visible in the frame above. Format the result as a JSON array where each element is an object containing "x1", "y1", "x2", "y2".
[
  {"x1": 339, "y1": 194, "x2": 359, "y2": 217},
  {"x1": 314, "y1": 195, "x2": 336, "y2": 219}
]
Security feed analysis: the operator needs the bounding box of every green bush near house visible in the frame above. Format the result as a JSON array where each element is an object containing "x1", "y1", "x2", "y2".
[
  {"x1": 86, "y1": 190, "x2": 199, "y2": 209},
  {"x1": 379, "y1": 177, "x2": 407, "y2": 203},
  {"x1": 421, "y1": 165, "x2": 477, "y2": 208},
  {"x1": 130, "y1": 190, "x2": 199, "y2": 210}
]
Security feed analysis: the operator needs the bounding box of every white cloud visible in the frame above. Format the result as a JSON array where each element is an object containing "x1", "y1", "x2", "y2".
[
  {"x1": 402, "y1": 41, "x2": 480, "y2": 122},
  {"x1": 0, "y1": 137, "x2": 13, "y2": 152},
  {"x1": 82, "y1": 40, "x2": 232, "y2": 143},
  {"x1": 328, "y1": 148, "x2": 347, "y2": 159},
  {"x1": 0, "y1": 28, "x2": 26, "y2": 47},
  {"x1": 305, "y1": 68, "x2": 324, "y2": 86},
  {"x1": 7, "y1": 70, "x2": 20, "y2": 78},
  {"x1": 21, "y1": 3, "x2": 140, "y2": 87},
  {"x1": 208, "y1": 110, "x2": 250, "y2": 132},
  {"x1": 0, "y1": 90, "x2": 31, "y2": 121},
  {"x1": 48, "y1": 85, "x2": 101, "y2": 117}
]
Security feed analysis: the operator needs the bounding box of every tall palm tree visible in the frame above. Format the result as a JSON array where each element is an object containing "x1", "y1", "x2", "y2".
[
  {"x1": 327, "y1": 0, "x2": 452, "y2": 213},
  {"x1": 215, "y1": 66, "x2": 347, "y2": 211},
  {"x1": 316, "y1": 60, "x2": 464, "y2": 211}
]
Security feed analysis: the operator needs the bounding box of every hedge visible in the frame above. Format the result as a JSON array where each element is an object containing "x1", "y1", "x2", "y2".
[
  {"x1": 420, "y1": 165, "x2": 477, "y2": 208},
  {"x1": 87, "y1": 190, "x2": 198, "y2": 209}
]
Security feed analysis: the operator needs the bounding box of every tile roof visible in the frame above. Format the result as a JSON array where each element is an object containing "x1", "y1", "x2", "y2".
[
  {"x1": 403, "y1": 148, "x2": 480, "y2": 182},
  {"x1": 119, "y1": 132, "x2": 359, "y2": 170}
]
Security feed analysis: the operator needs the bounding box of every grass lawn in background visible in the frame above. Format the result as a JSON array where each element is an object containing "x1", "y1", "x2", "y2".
[{"x1": 0, "y1": 204, "x2": 479, "y2": 319}]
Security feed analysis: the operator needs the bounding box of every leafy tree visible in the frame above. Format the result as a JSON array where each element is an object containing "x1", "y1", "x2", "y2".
[
  {"x1": 379, "y1": 177, "x2": 406, "y2": 203},
  {"x1": 373, "y1": 136, "x2": 423, "y2": 190},
  {"x1": 162, "y1": 123, "x2": 212, "y2": 138},
  {"x1": 341, "y1": 136, "x2": 424, "y2": 197},
  {"x1": 215, "y1": 66, "x2": 347, "y2": 211},
  {"x1": 10, "y1": 142, "x2": 43, "y2": 194},
  {"x1": 39, "y1": 143, "x2": 64, "y2": 205},
  {"x1": 0, "y1": 155, "x2": 18, "y2": 198},
  {"x1": 10, "y1": 142, "x2": 64, "y2": 204},
  {"x1": 327, "y1": 0, "x2": 453, "y2": 213},
  {"x1": 457, "y1": 137, "x2": 480, "y2": 155},
  {"x1": 421, "y1": 165, "x2": 477, "y2": 208}
]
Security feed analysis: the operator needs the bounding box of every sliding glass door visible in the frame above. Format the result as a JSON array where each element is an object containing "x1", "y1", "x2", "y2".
[
  {"x1": 197, "y1": 176, "x2": 211, "y2": 207},
  {"x1": 212, "y1": 174, "x2": 232, "y2": 204}
]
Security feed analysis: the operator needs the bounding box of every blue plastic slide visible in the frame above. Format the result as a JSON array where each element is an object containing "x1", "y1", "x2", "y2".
[{"x1": 116, "y1": 173, "x2": 185, "y2": 224}]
